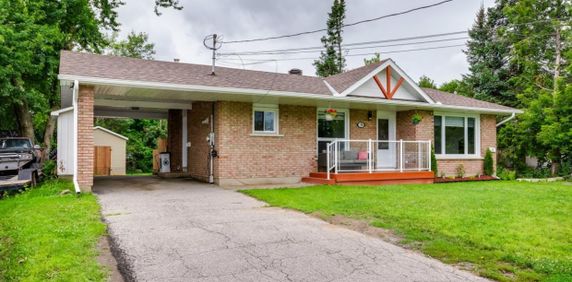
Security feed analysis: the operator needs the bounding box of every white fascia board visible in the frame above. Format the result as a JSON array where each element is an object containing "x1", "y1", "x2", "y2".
[
  {"x1": 323, "y1": 80, "x2": 341, "y2": 96},
  {"x1": 338, "y1": 59, "x2": 436, "y2": 104},
  {"x1": 50, "y1": 106, "x2": 74, "y2": 116},
  {"x1": 95, "y1": 99, "x2": 192, "y2": 110},
  {"x1": 94, "y1": 126, "x2": 129, "y2": 140},
  {"x1": 58, "y1": 75, "x2": 521, "y2": 115}
]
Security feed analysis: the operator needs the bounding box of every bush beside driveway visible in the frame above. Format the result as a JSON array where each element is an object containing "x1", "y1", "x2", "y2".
[{"x1": 243, "y1": 181, "x2": 572, "y2": 281}]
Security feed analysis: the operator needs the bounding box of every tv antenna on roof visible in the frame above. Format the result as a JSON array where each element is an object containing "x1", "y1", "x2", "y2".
[{"x1": 203, "y1": 34, "x2": 223, "y2": 75}]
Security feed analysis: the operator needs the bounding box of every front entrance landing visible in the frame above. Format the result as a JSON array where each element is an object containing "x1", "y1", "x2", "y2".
[
  {"x1": 302, "y1": 171, "x2": 435, "y2": 185},
  {"x1": 95, "y1": 176, "x2": 484, "y2": 281}
]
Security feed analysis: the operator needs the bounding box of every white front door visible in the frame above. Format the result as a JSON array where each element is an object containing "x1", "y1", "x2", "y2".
[{"x1": 376, "y1": 111, "x2": 397, "y2": 168}]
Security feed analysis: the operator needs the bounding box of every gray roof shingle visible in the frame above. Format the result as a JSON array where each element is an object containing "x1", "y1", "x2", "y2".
[{"x1": 59, "y1": 51, "x2": 519, "y2": 113}]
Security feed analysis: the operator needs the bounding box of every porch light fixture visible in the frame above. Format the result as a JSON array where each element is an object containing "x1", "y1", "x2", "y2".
[
  {"x1": 367, "y1": 111, "x2": 373, "y2": 121},
  {"x1": 325, "y1": 108, "x2": 337, "y2": 121}
]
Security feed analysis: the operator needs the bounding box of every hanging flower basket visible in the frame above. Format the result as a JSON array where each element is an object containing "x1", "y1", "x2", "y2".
[
  {"x1": 411, "y1": 112, "x2": 423, "y2": 125},
  {"x1": 325, "y1": 108, "x2": 337, "y2": 121}
]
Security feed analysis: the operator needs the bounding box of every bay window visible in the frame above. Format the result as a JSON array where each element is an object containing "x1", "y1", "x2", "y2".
[{"x1": 434, "y1": 114, "x2": 479, "y2": 157}]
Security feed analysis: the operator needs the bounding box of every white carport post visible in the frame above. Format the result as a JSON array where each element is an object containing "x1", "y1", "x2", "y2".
[{"x1": 72, "y1": 80, "x2": 81, "y2": 194}]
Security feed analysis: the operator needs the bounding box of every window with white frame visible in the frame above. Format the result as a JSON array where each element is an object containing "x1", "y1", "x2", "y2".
[
  {"x1": 434, "y1": 114, "x2": 479, "y2": 156},
  {"x1": 252, "y1": 104, "x2": 278, "y2": 134}
]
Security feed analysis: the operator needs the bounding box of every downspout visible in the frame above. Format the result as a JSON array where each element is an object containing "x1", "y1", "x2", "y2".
[
  {"x1": 72, "y1": 80, "x2": 81, "y2": 194},
  {"x1": 496, "y1": 113, "x2": 516, "y2": 127},
  {"x1": 208, "y1": 102, "x2": 216, "y2": 184}
]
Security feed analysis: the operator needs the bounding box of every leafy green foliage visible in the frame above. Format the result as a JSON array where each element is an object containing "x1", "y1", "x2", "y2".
[
  {"x1": 0, "y1": 180, "x2": 106, "y2": 281},
  {"x1": 484, "y1": 149, "x2": 494, "y2": 176},
  {"x1": 431, "y1": 146, "x2": 438, "y2": 176},
  {"x1": 314, "y1": 0, "x2": 346, "y2": 77},
  {"x1": 363, "y1": 53, "x2": 381, "y2": 66},
  {"x1": 418, "y1": 75, "x2": 437, "y2": 89},
  {"x1": 95, "y1": 119, "x2": 166, "y2": 173},
  {"x1": 243, "y1": 182, "x2": 572, "y2": 281},
  {"x1": 109, "y1": 31, "x2": 156, "y2": 59},
  {"x1": 497, "y1": 167, "x2": 516, "y2": 180},
  {"x1": 41, "y1": 159, "x2": 57, "y2": 180},
  {"x1": 455, "y1": 164, "x2": 465, "y2": 178}
]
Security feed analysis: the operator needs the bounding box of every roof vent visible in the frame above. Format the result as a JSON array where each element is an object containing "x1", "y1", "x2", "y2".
[
  {"x1": 288, "y1": 68, "x2": 303, "y2": 75},
  {"x1": 174, "y1": 58, "x2": 180, "y2": 62}
]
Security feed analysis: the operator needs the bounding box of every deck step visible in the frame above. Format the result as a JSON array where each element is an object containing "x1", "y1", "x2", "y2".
[{"x1": 301, "y1": 177, "x2": 336, "y2": 185}]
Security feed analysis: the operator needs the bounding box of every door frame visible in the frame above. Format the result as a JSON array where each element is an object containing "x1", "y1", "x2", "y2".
[{"x1": 376, "y1": 110, "x2": 397, "y2": 168}]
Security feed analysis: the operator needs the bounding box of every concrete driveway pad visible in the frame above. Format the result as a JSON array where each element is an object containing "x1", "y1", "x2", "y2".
[{"x1": 95, "y1": 177, "x2": 487, "y2": 282}]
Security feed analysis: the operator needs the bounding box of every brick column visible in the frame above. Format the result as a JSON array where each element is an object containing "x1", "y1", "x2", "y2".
[
  {"x1": 167, "y1": 109, "x2": 182, "y2": 172},
  {"x1": 77, "y1": 85, "x2": 95, "y2": 192}
]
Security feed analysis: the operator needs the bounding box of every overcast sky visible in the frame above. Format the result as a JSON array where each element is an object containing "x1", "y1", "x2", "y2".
[{"x1": 116, "y1": 0, "x2": 495, "y2": 85}]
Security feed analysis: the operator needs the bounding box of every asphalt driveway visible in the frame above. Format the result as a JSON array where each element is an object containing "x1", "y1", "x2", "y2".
[{"x1": 95, "y1": 176, "x2": 487, "y2": 282}]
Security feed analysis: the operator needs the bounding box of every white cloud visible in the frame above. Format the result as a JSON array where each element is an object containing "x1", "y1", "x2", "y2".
[{"x1": 115, "y1": 0, "x2": 493, "y2": 84}]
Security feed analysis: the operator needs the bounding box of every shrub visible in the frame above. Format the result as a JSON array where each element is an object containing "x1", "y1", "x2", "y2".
[
  {"x1": 41, "y1": 160, "x2": 57, "y2": 180},
  {"x1": 483, "y1": 149, "x2": 494, "y2": 176},
  {"x1": 498, "y1": 167, "x2": 516, "y2": 180},
  {"x1": 456, "y1": 164, "x2": 465, "y2": 178},
  {"x1": 431, "y1": 146, "x2": 438, "y2": 176}
]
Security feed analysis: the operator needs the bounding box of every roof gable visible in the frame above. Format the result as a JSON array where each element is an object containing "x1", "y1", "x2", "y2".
[
  {"x1": 94, "y1": 126, "x2": 129, "y2": 141},
  {"x1": 325, "y1": 59, "x2": 434, "y2": 103}
]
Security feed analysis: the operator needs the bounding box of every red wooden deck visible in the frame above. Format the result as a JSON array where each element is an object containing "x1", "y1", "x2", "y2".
[{"x1": 302, "y1": 171, "x2": 435, "y2": 185}]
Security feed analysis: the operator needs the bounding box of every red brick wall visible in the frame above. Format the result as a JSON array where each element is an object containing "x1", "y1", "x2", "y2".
[
  {"x1": 214, "y1": 101, "x2": 316, "y2": 183},
  {"x1": 396, "y1": 110, "x2": 434, "y2": 141},
  {"x1": 167, "y1": 109, "x2": 182, "y2": 172},
  {"x1": 436, "y1": 114, "x2": 497, "y2": 177},
  {"x1": 188, "y1": 102, "x2": 213, "y2": 181},
  {"x1": 349, "y1": 109, "x2": 376, "y2": 151},
  {"x1": 77, "y1": 85, "x2": 94, "y2": 191}
]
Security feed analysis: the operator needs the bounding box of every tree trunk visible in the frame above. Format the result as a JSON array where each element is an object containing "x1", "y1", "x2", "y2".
[
  {"x1": 42, "y1": 106, "x2": 58, "y2": 162},
  {"x1": 14, "y1": 102, "x2": 34, "y2": 141}
]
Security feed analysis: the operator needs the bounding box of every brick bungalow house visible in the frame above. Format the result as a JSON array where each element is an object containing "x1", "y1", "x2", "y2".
[{"x1": 55, "y1": 51, "x2": 520, "y2": 192}]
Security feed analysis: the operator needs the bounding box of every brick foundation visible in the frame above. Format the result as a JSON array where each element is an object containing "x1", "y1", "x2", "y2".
[{"x1": 77, "y1": 85, "x2": 95, "y2": 192}]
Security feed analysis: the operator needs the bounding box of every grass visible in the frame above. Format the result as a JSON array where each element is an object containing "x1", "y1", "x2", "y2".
[
  {"x1": 0, "y1": 180, "x2": 107, "y2": 281},
  {"x1": 242, "y1": 181, "x2": 572, "y2": 281}
]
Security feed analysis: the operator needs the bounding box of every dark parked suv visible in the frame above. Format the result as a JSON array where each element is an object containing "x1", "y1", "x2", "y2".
[{"x1": 0, "y1": 137, "x2": 42, "y2": 190}]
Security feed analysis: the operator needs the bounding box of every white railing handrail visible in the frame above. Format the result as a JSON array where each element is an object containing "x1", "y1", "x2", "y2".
[{"x1": 323, "y1": 139, "x2": 432, "y2": 178}]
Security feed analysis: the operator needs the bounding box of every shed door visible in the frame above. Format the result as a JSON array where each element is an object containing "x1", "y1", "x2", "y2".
[{"x1": 94, "y1": 146, "x2": 112, "y2": 176}]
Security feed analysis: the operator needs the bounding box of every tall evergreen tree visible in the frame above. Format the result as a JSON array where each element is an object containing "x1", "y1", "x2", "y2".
[
  {"x1": 463, "y1": 4, "x2": 515, "y2": 106},
  {"x1": 314, "y1": 0, "x2": 346, "y2": 77}
]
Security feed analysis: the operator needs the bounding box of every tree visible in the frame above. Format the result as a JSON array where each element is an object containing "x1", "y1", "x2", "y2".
[
  {"x1": 363, "y1": 53, "x2": 381, "y2": 65},
  {"x1": 463, "y1": 4, "x2": 515, "y2": 107},
  {"x1": 314, "y1": 0, "x2": 346, "y2": 77},
  {"x1": 418, "y1": 75, "x2": 437, "y2": 89},
  {"x1": 0, "y1": 0, "x2": 181, "y2": 159},
  {"x1": 439, "y1": 79, "x2": 473, "y2": 96},
  {"x1": 109, "y1": 31, "x2": 156, "y2": 60}
]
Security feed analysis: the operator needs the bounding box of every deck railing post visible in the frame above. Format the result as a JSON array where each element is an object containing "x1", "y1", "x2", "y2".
[
  {"x1": 326, "y1": 142, "x2": 331, "y2": 180},
  {"x1": 418, "y1": 142, "x2": 422, "y2": 171},
  {"x1": 427, "y1": 140, "x2": 431, "y2": 171},
  {"x1": 368, "y1": 139, "x2": 372, "y2": 173},
  {"x1": 334, "y1": 141, "x2": 338, "y2": 174},
  {"x1": 399, "y1": 139, "x2": 403, "y2": 172}
]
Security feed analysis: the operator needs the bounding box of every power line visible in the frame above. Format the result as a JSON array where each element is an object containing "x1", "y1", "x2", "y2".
[
  {"x1": 222, "y1": 0, "x2": 455, "y2": 44},
  {"x1": 219, "y1": 43, "x2": 466, "y2": 64},
  {"x1": 220, "y1": 31, "x2": 468, "y2": 56},
  {"x1": 220, "y1": 36, "x2": 469, "y2": 57}
]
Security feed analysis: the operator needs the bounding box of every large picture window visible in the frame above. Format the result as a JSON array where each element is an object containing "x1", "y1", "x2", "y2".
[{"x1": 434, "y1": 114, "x2": 479, "y2": 156}]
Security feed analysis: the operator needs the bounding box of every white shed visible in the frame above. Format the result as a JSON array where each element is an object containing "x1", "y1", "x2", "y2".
[
  {"x1": 93, "y1": 126, "x2": 128, "y2": 176},
  {"x1": 52, "y1": 107, "x2": 74, "y2": 176}
]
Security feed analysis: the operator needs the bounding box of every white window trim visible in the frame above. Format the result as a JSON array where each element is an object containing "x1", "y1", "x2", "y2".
[
  {"x1": 434, "y1": 112, "x2": 481, "y2": 159},
  {"x1": 316, "y1": 108, "x2": 350, "y2": 152},
  {"x1": 252, "y1": 104, "x2": 279, "y2": 135}
]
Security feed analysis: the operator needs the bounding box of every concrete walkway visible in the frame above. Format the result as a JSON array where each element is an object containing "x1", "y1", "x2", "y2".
[{"x1": 95, "y1": 176, "x2": 487, "y2": 282}]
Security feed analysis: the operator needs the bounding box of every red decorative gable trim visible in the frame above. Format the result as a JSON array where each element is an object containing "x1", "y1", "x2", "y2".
[{"x1": 372, "y1": 66, "x2": 404, "y2": 100}]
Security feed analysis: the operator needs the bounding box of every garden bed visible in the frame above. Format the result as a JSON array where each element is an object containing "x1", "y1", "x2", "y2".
[{"x1": 434, "y1": 175, "x2": 497, "y2": 183}]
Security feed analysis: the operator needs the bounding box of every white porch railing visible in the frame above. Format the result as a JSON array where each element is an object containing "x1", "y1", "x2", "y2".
[{"x1": 325, "y1": 139, "x2": 432, "y2": 180}]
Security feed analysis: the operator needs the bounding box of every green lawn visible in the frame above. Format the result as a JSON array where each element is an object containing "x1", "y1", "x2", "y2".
[
  {"x1": 242, "y1": 181, "x2": 572, "y2": 281},
  {"x1": 0, "y1": 180, "x2": 107, "y2": 281}
]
